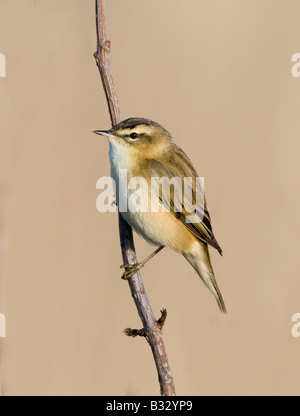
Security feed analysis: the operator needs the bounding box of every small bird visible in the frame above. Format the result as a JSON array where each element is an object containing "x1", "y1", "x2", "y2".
[{"x1": 94, "y1": 118, "x2": 226, "y2": 313}]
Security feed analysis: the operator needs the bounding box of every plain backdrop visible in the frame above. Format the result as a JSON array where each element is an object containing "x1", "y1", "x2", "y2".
[{"x1": 0, "y1": 0, "x2": 300, "y2": 396}]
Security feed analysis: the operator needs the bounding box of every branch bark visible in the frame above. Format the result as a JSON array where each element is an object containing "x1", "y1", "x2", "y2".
[{"x1": 94, "y1": 0, "x2": 176, "y2": 396}]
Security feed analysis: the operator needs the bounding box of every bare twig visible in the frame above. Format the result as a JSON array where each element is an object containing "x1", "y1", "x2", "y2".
[
  {"x1": 94, "y1": 0, "x2": 176, "y2": 396},
  {"x1": 124, "y1": 310, "x2": 168, "y2": 338}
]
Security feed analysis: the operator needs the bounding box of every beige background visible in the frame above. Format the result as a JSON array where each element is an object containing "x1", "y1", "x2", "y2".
[{"x1": 0, "y1": 0, "x2": 299, "y2": 396}]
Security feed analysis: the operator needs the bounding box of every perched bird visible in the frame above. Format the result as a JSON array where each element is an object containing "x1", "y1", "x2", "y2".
[{"x1": 94, "y1": 118, "x2": 226, "y2": 313}]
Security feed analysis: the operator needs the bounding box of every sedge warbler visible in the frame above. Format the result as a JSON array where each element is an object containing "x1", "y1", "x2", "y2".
[{"x1": 94, "y1": 118, "x2": 226, "y2": 313}]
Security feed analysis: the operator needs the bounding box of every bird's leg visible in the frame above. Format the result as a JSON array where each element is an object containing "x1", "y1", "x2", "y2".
[{"x1": 121, "y1": 246, "x2": 165, "y2": 280}]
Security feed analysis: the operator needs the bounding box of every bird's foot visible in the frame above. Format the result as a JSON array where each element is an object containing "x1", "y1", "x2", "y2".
[{"x1": 120, "y1": 263, "x2": 145, "y2": 280}]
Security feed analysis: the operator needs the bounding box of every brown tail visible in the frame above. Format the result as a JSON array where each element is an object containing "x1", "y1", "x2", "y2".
[
  {"x1": 184, "y1": 242, "x2": 227, "y2": 314},
  {"x1": 209, "y1": 277, "x2": 227, "y2": 314}
]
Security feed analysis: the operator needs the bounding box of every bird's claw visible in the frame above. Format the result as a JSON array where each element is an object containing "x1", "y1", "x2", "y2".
[{"x1": 120, "y1": 263, "x2": 145, "y2": 280}]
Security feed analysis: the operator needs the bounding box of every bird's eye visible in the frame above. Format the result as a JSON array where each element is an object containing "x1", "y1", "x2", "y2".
[{"x1": 130, "y1": 132, "x2": 138, "y2": 140}]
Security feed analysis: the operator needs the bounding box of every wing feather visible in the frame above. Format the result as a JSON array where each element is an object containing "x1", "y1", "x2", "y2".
[{"x1": 148, "y1": 145, "x2": 223, "y2": 255}]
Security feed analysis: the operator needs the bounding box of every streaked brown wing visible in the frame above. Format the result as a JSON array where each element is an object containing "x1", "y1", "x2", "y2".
[{"x1": 148, "y1": 145, "x2": 223, "y2": 255}]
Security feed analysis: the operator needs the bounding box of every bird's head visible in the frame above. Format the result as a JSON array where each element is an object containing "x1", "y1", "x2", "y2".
[{"x1": 94, "y1": 118, "x2": 172, "y2": 158}]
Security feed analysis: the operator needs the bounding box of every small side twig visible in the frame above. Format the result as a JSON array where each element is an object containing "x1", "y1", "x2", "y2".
[
  {"x1": 157, "y1": 309, "x2": 168, "y2": 330},
  {"x1": 124, "y1": 328, "x2": 145, "y2": 338},
  {"x1": 94, "y1": 0, "x2": 176, "y2": 396},
  {"x1": 124, "y1": 309, "x2": 168, "y2": 338}
]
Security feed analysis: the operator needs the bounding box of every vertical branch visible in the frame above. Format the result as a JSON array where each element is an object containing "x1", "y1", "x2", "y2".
[
  {"x1": 94, "y1": 0, "x2": 176, "y2": 396},
  {"x1": 94, "y1": 1, "x2": 120, "y2": 125}
]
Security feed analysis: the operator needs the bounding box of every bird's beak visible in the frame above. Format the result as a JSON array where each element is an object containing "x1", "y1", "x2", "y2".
[{"x1": 93, "y1": 130, "x2": 117, "y2": 139}]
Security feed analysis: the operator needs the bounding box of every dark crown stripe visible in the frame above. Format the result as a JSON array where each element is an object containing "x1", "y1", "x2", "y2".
[{"x1": 111, "y1": 118, "x2": 167, "y2": 132}]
